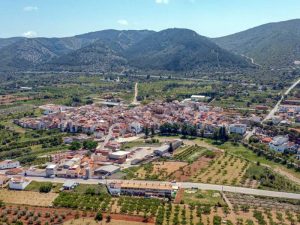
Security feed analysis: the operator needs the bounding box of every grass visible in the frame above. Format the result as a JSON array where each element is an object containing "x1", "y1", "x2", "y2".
[
  {"x1": 182, "y1": 189, "x2": 225, "y2": 206},
  {"x1": 25, "y1": 181, "x2": 62, "y2": 193},
  {"x1": 73, "y1": 184, "x2": 108, "y2": 194}
]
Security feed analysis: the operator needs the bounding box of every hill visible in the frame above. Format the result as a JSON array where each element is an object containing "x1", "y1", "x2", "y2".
[
  {"x1": 213, "y1": 19, "x2": 300, "y2": 67},
  {"x1": 0, "y1": 29, "x2": 250, "y2": 72},
  {"x1": 124, "y1": 28, "x2": 250, "y2": 71}
]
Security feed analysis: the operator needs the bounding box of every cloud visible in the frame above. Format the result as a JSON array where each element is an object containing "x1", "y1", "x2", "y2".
[
  {"x1": 117, "y1": 19, "x2": 129, "y2": 26},
  {"x1": 23, "y1": 6, "x2": 38, "y2": 12},
  {"x1": 22, "y1": 31, "x2": 37, "y2": 38},
  {"x1": 155, "y1": 0, "x2": 170, "y2": 4}
]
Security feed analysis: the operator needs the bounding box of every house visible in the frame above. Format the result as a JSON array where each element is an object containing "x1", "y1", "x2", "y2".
[
  {"x1": 228, "y1": 124, "x2": 247, "y2": 135},
  {"x1": 62, "y1": 180, "x2": 78, "y2": 190},
  {"x1": 9, "y1": 177, "x2": 31, "y2": 190},
  {"x1": 46, "y1": 164, "x2": 57, "y2": 177},
  {"x1": 0, "y1": 160, "x2": 20, "y2": 170},
  {"x1": 0, "y1": 175, "x2": 10, "y2": 186},
  {"x1": 269, "y1": 135, "x2": 289, "y2": 153}
]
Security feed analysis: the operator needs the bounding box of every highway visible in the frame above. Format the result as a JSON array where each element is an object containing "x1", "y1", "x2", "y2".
[{"x1": 17, "y1": 176, "x2": 300, "y2": 200}]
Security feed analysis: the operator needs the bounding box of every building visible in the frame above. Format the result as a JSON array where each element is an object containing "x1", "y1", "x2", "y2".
[
  {"x1": 0, "y1": 160, "x2": 20, "y2": 170},
  {"x1": 0, "y1": 175, "x2": 9, "y2": 187},
  {"x1": 108, "y1": 151, "x2": 130, "y2": 160},
  {"x1": 46, "y1": 164, "x2": 57, "y2": 177},
  {"x1": 9, "y1": 177, "x2": 31, "y2": 190},
  {"x1": 154, "y1": 145, "x2": 170, "y2": 156},
  {"x1": 191, "y1": 95, "x2": 210, "y2": 102},
  {"x1": 228, "y1": 124, "x2": 247, "y2": 135},
  {"x1": 62, "y1": 180, "x2": 78, "y2": 190},
  {"x1": 107, "y1": 181, "x2": 176, "y2": 198},
  {"x1": 269, "y1": 135, "x2": 289, "y2": 153},
  {"x1": 94, "y1": 165, "x2": 120, "y2": 177}
]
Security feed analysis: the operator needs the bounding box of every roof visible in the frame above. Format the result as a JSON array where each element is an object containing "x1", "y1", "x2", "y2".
[
  {"x1": 120, "y1": 181, "x2": 173, "y2": 191},
  {"x1": 46, "y1": 164, "x2": 57, "y2": 169},
  {"x1": 95, "y1": 165, "x2": 120, "y2": 173},
  {"x1": 109, "y1": 151, "x2": 130, "y2": 156},
  {"x1": 63, "y1": 180, "x2": 77, "y2": 188}
]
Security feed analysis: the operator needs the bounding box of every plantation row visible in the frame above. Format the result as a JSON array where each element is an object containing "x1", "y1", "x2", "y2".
[
  {"x1": 174, "y1": 145, "x2": 207, "y2": 161},
  {"x1": 53, "y1": 192, "x2": 111, "y2": 212}
]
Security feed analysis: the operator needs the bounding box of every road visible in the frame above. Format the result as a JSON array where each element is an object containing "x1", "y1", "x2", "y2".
[
  {"x1": 245, "y1": 78, "x2": 300, "y2": 140},
  {"x1": 17, "y1": 176, "x2": 300, "y2": 200},
  {"x1": 98, "y1": 123, "x2": 119, "y2": 150},
  {"x1": 131, "y1": 82, "x2": 139, "y2": 105}
]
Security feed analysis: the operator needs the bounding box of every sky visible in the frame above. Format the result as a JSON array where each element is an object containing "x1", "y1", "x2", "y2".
[{"x1": 0, "y1": 0, "x2": 300, "y2": 38}]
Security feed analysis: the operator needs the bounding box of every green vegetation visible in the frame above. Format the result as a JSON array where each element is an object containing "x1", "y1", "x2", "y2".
[
  {"x1": 25, "y1": 181, "x2": 62, "y2": 193},
  {"x1": 245, "y1": 164, "x2": 300, "y2": 192},
  {"x1": 118, "y1": 196, "x2": 161, "y2": 216},
  {"x1": 53, "y1": 191, "x2": 111, "y2": 211},
  {"x1": 174, "y1": 145, "x2": 210, "y2": 162},
  {"x1": 183, "y1": 190, "x2": 225, "y2": 206}
]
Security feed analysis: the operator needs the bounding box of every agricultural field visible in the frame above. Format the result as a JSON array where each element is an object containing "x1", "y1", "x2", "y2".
[
  {"x1": 181, "y1": 189, "x2": 225, "y2": 206},
  {"x1": 173, "y1": 145, "x2": 211, "y2": 162},
  {"x1": 0, "y1": 189, "x2": 58, "y2": 207},
  {"x1": 192, "y1": 152, "x2": 250, "y2": 186},
  {"x1": 0, "y1": 204, "x2": 97, "y2": 225},
  {"x1": 133, "y1": 161, "x2": 188, "y2": 180},
  {"x1": 64, "y1": 218, "x2": 152, "y2": 225}
]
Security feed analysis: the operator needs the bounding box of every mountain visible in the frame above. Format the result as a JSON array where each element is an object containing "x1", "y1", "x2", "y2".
[
  {"x1": 124, "y1": 28, "x2": 250, "y2": 71},
  {"x1": 48, "y1": 40, "x2": 127, "y2": 72},
  {"x1": 213, "y1": 19, "x2": 300, "y2": 67},
  {"x1": 0, "y1": 29, "x2": 250, "y2": 72}
]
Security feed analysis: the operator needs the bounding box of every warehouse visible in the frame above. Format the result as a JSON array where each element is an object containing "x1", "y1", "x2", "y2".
[{"x1": 94, "y1": 165, "x2": 120, "y2": 176}]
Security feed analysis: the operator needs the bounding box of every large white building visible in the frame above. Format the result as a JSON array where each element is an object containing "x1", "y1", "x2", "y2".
[
  {"x1": 269, "y1": 136, "x2": 288, "y2": 153},
  {"x1": 228, "y1": 124, "x2": 247, "y2": 135},
  {"x1": 0, "y1": 160, "x2": 20, "y2": 170},
  {"x1": 9, "y1": 177, "x2": 31, "y2": 190}
]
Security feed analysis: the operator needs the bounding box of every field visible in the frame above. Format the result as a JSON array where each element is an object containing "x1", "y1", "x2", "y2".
[
  {"x1": 192, "y1": 153, "x2": 250, "y2": 186},
  {"x1": 134, "y1": 161, "x2": 188, "y2": 180},
  {"x1": 173, "y1": 145, "x2": 210, "y2": 162},
  {"x1": 181, "y1": 189, "x2": 225, "y2": 206},
  {"x1": 64, "y1": 218, "x2": 153, "y2": 225},
  {"x1": 0, "y1": 189, "x2": 58, "y2": 206}
]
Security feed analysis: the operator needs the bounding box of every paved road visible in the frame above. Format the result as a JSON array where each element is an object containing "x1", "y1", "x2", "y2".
[
  {"x1": 18, "y1": 176, "x2": 300, "y2": 200},
  {"x1": 245, "y1": 78, "x2": 300, "y2": 140}
]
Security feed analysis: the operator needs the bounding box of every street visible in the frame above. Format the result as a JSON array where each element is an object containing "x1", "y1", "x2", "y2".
[{"x1": 16, "y1": 175, "x2": 300, "y2": 200}]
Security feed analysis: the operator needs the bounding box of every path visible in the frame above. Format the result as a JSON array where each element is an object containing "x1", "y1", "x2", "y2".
[{"x1": 131, "y1": 82, "x2": 140, "y2": 105}]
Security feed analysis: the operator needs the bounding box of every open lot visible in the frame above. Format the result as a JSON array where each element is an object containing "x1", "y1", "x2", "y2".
[{"x1": 0, "y1": 189, "x2": 58, "y2": 206}]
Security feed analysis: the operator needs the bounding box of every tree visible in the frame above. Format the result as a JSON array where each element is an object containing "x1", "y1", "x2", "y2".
[
  {"x1": 95, "y1": 212, "x2": 103, "y2": 221},
  {"x1": 70, "y1": 141, "x2": 81, "y2": 151},
  {"x1": 83, "y1": 140, "x2": 98, "y2": 150},
  {"x1": 144, "y1": 126, "x2": 149, "y2": 137},
  {"x1": 106, "y1": 215, "x2": 111, "y2": 223}
]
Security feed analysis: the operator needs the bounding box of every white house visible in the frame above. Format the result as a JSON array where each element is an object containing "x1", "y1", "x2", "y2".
[
  {"x1": 0, "y1": 160, "x2": 20, "y2": 170},
  {"x1": 9, "y1": 177, "x2": 31, "y2": 190},
  {"x1": 228, "y1": 124, "x2": 247, "y2": 135},
  {"x1": 269, "y1": 135, "x2": 289, "y2": 153}
]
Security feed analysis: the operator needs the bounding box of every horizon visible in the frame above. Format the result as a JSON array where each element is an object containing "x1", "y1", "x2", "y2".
[{"x1": 1, "y1": 0, "x2": 300, "y2": 38}]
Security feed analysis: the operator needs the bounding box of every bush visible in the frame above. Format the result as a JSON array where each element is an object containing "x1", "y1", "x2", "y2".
[
  {"x1": 95, "y1": 212, "x2": 103, "y2": 221},
  {"x1": 39, "y1": 184, "x2": 52, "y2": 193}
]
